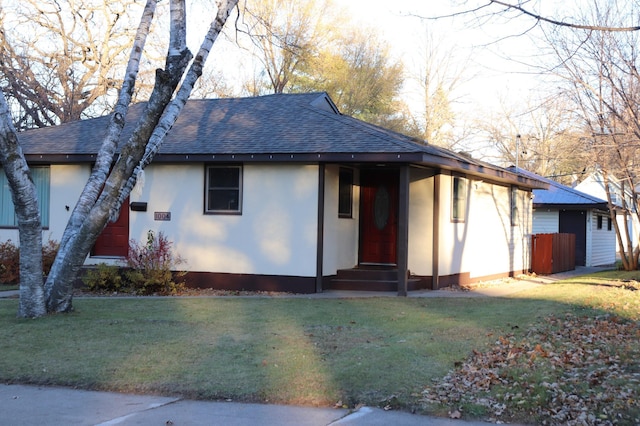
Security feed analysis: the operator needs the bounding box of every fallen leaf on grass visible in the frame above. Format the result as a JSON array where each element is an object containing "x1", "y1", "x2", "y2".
[
  {"x1": 421, "y1": 314, "x2": 640, "y2": 425},
  {"x1": 448, "y1": 409, "x2": 461, "y2": 419}
]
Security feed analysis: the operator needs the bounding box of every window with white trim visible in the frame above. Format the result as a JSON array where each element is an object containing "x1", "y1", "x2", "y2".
[
  {"x1": 205, "y1": 165, "x2": 242, "y2": 214},
  {"x1": 0, "y1": 166, "x2": 49, "y2": 228}
]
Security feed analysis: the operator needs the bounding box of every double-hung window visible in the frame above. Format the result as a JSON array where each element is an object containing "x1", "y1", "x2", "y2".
[
  {"x1": 0, "y1": 166, "x2": 50, "y2": 228},
  {"x1": 205, "y1": 165, "x2": 242, "y2": 214},
  {"x1": 452, "y1": 176, "x2": 467, "y2": 222}
]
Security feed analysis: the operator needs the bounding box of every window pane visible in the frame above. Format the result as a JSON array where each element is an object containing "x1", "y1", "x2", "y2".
[
  {"x1": 206, "y1": 165, "x2": 242, "y2": 213},
  {"x1": 510, "y1": 187, "x2": 518, "y2": 226},
  {"x1": 209, "y1": 167, "x2": 239, "y2": 188},
  {"x1": 452, "y1": 177, "x2": 466, "y2": 221},
  {"x1": 208, "y1": 189, "x2": 239, "y2": 211},
  {"x1": 0, "y1": 171, "x2": 15, "y2": 226},
  {"x1": 0, "y1": 166, "x2": 49, "y2": 227},
  {"x1": 31, "y1": 167, "x2": 50, "y2": 227},
  {"x1": 338, "y1": 168, "x2": 353, "y2": 218}
]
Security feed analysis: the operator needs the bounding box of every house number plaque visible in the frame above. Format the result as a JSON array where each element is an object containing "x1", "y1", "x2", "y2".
[{"x1": 154, "y1": 212, "x2": 171, "y2": 221}]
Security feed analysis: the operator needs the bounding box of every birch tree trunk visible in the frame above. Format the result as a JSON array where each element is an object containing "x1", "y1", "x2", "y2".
[
  {"x1": 0, "y1": 93, "x2": 45, "y2": 318},
  {"x1": 44, "y1": 0, "x2": 160, "y2": 313},
  {"x1": 44, "y1": 0, "x2": 238, "y2": 313}
]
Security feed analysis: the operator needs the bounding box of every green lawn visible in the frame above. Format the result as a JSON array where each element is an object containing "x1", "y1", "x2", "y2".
[{"x1": 0, "y1": 272, "x2": 638, "y2": 419}]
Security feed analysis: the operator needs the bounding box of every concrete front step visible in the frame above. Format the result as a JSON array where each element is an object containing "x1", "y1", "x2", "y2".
[{"x1": 328, "y1": 267, "x2": 419, "y2": 291}]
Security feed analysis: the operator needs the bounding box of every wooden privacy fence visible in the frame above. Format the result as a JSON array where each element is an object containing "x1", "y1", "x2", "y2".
[{"x1": 531, "y1": 233, "x2": 576, "y2": 274}]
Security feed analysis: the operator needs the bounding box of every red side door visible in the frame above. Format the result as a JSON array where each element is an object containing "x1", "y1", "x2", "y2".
[
  {"x1": 359, "y1": 169, "x2": 399, "y2": 265},
  {"x1": 92, "y1": 198, "x2": 130, "y2": 257}
]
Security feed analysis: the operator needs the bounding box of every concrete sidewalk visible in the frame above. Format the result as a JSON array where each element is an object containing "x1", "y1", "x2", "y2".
[{"x1": 0, "y1": 384, "x2": 507, "y2": 426}]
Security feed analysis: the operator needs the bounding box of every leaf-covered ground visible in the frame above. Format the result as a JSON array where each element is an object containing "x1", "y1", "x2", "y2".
[{"x1": 421, "y1": 313, "x2": 640, "y2": 425}]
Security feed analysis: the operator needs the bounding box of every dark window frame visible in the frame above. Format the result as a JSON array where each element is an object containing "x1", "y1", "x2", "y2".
[
  {"x1": 597, "y1": 215, "x2": 603, "y2": 229},
  {"x1": 607, "y1": 216, "x2": 612, "y2": 231},
  {"x1": 204, "y1": 164, "x2": 243, "y2": 215},
  {"x1": 338, "y1": 167, "x2": 354, "y2": 218}
]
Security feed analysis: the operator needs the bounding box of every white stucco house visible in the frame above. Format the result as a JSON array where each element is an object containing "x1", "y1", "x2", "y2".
[
  {"x1": 516, "y1": 168, "x2": 615, "y2": 267},
  {"x1": 0, "y1": 93, "x2": 546, "y2": 294},
  {"x1": 575, "y1": 170, "x2": 640, "y2": 258}
]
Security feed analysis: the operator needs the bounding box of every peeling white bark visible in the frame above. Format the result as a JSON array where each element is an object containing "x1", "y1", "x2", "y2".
[
  {"x1": 44, "y1": 0, "x2": 239, "y2": 314},
  {"x1": 44, "y1": 0, "x2": 160, "y2": 313},
  {"x1": 1, "y1": 0, "x2": 238, "y2": 316},
  {"x1": 0, "y1": 93, "x2": 45, "y2": 318}
]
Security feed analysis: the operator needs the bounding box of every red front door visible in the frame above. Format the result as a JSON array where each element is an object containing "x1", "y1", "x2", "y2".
[
  {"x1": 359, "y1": 169, "x2": 399, "y2": 265},
  {"x1": 92, "y1": 198, "x2": 130, "y2": 257}
]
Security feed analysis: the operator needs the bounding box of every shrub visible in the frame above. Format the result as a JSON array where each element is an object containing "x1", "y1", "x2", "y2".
[
  {"x1": 0, "y1": 238, "x2": 59, "y2": 285},
  {"x1": 0, "y1": 240, "x2": 20, "y2": 285},
  {"x1": 84, "y1": 263, "x2": 123, "y2": 293},
  {"x1": 124, "y1": 230, "x2": 185, "y2": 295},
  {"x1": 42, "y1": 238, "x2": 59, "y2": 277}
]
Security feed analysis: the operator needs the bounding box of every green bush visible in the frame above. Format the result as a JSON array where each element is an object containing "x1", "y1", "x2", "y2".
[
  {"x1": 0, "y1": 238, "x2": 59, "y2": 285},
  {"x1": 124, "y1": 230, "x2": 186, "y2": 295},
  {"x1": 84, "y1": 263, "x2": 123, "y2": 292}
]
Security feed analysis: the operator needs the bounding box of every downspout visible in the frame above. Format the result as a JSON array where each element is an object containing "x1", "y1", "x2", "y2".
[{"x1": 315, "y1": 163, "x2": 325, "y2": 293}]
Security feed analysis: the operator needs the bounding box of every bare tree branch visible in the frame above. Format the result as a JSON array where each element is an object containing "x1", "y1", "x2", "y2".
[{"x1": 420, "y1": 0, "x2": 640, "y2": 32}]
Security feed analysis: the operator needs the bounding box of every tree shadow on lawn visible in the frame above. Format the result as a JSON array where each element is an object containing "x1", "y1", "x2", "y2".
[{"x1": 0, "y1": 283, "x2": 638, "y2": 422}]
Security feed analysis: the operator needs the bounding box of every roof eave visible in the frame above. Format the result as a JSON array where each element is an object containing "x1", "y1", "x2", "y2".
[
  {"x1": 419, "y1": 153, "x2": 548, "y2": 189},
  {"x1": 24, "y1": 151, "x2": 548, "y2": 189},
  {"x1": 534, "y1": 203, "x2": 610, "y2": 211}
]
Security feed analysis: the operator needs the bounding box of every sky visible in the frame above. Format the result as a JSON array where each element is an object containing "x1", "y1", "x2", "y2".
[
  {"x1": 187, "y1": 0, "x2": 568, "y2": 158},
  {"x1": 336, "y1": 0, "x2": 547, "y2": 112},
  {"x1": 192, "y1": 0, "x2": 546, "y2": 107}
]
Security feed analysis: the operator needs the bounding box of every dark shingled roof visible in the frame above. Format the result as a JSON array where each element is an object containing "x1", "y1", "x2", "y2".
[{"x1": 17, "y1": 92, "x2": 546, "y2": 188}]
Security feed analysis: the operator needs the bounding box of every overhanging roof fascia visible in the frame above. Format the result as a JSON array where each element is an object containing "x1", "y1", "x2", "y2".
[
  {"x1": 418, "y1": 153, "x2": 548, "y2": 189},
  {"x1": 25, "y1": 150, "x2": 546, "y2": 189}
]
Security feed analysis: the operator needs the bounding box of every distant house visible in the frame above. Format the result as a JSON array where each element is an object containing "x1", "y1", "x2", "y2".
[
  {"x1": 0, "y1": 93, "x2": 546, "y2": 293},
  {"x1": 575, "y1": 170, "x2": 640, "y2": 257},
  {"x1": 515, "y1": 169, "x2": 615, "y2": 267}
]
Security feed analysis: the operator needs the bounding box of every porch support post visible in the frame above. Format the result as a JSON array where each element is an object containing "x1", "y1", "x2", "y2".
[
  {"x1": 397, "y1": 164, "x2": 410, "y2": 296},
  {"x1": 432, "y1": 173, "x2": 440, "y2": 289},
  {"x1": 315, "y1": 163, "x2": 325, "y2": 293}
]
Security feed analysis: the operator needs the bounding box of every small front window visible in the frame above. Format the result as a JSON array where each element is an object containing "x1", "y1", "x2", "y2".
[
  {"x1": 205, "y1": 165, "x2": 242, "y2": 214},
  {"x1": 452, "y1": 176, "x2": 467, "y2": 222},
  {"x1": 510, "y1": 186, "x2": 519, "y2": 226},
  {"x1": 338, "y1": 168, "x2": 353, "y2": 218}
]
